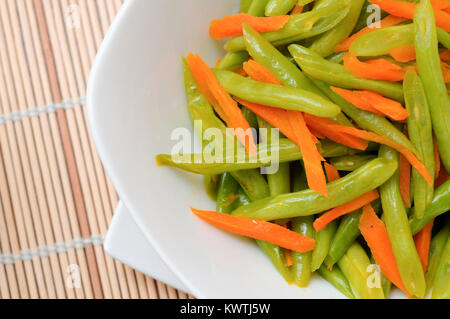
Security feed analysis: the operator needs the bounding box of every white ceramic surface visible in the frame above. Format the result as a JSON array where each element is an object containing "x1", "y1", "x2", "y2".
[{"x1": 88, "y1": 0, "x2": 353, "y2": 298}]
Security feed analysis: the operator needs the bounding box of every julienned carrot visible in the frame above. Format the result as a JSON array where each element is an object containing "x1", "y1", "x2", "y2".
[
  {"x1": 335, "y1": 15, "x2": 407, "y2": 52},
  {"x1": 191, "y1": 207, "x2": 316, "y2": 253},
  {"x1": 359, "y1": 204, "x2": 412, "y2": 297},
  {"x1": 324, "y1": 163, "x2": 340, "y2": 182},
  {"x1": 357, "y1": 90, "x2": 410, "y2": 121},
  {"x1": 235, "y1": 67, "x2": 248, "y2": 77},
  {"x1": 343, "y1": 53, "x2": 405, "y2": 82},
  {"x1": 290, "y1": 4, "x2": 304, "y2": 15},
  {"x1": 187, "y1": 53, "x2": 256, "y2": 155},
  {"x1": 305, "y1": 116, "x2": 434, "y2": 186},
  {"x1": 414, "y1": 220, "x2": 434, "y2": 272},
  {"x1": 441, "y1": 50, "x2": 450, "y2": 61},
  {"x1": 209, "y1": 13, "x2": 290, "y2": 39},
  {"x1": 241, "y1": 60, "x2": 328, "y2": 197},
  {"x1": 390, "y1": 44, "x2": 416, "y2": 63},
  {"x1": 434, "y1": 137, "x2": 441, "y2": 178},
  {"x1": 313, "y1": 190, "x2": 379, "y2": 231},
  {"x1": 370, "y1": 0, "x2": 450, "y2": 32},
  {"x1": 399, "y1": 154, "x2": 412, "y2": 208},
  {"x1": 330, "y1": 87, "x2": 382, "y2": 115}
]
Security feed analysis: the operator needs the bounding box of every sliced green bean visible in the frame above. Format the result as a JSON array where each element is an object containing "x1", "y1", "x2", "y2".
[
  {"x1": 216, "y1": 173, "x2": 241, "y2": 213},
  {"x1": 337, "y1": 242, "x2": 384, "y2": 299},
  {"x1": 415, "y1": 0, "x2": 450, "y2": 173},
  {"x1": 410, "y1": 179, "x2": 450, "y2": 235},
  {"x1": 311, "y1": 221, "x2": 337, "y2": 271},
  {"x1": 431, "y1": 235, "x2": 450, "y2": 299},
  {"x1": 241, "y1": 0, "x2": 253, "y2": 13},
  {"x1": 256, "y1": 240, "x2": 294, "y2": 283},
  {"x1": 265, "y1": 0, "x2": 297, "y2": 16},
  {"x1": 241, "y1": 106, "x2": 259, "y2": 131},
  {"x1": 379, "y1": 145, "x2": 426, "y2": 297},
  {"x1": 326, "y1": 51, "x2": 347, "y2": 64},
  {"x1": 350, "y1": 24, "x2": 414, "y2": 57},
  {"x1": 232, "y1": 157, "x2": 398, "y2": 220},
  {"x1": 318, "y1": 264, "x2": 355, "y2": 299},
  {"x1": 247, "y1": 0, "x2": 270, "y2": 16},
  {"x1": 437, "y1": 27, "x2": 450, "y2": 49},
  {"x1": 231, "y1": 169, "x2": 269, "y2": 201},
  {"x1": 289, "y1": 44, "x2": 404, "y2": 102},
  {"x1": 309, "y1": 0, "x2": 365, "y2": 57},
  {"x1": 330, "y1": 155, "x2": 376, "y2": 171},
  {"x1": 214, "y1": 69, "x2": 341, "y2": 117},
  {"x1": 216, "y1": 51, "x2": 250, "y2": 71},
  {"x1": 204, "y1": 175, "x2": 220, "y2": 201},
  {"x1": 225, "y1": 0, "x2": 351, "y2": 52},
  {"x1": 403, "y1": 70, "x2": 435, "y2": 219},
  {"x1": 352, "y1": 0, "x2": 387, "y2": 33}
]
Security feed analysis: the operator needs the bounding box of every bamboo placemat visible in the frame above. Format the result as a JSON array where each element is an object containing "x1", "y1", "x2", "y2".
[{"x1": 0, "y1": 0, "x2": 191, "y2": 299}]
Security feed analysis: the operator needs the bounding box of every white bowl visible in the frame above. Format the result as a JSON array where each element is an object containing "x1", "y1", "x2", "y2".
[{"x1": 87, "y1": 0, "x2": 349, "y2": 299}]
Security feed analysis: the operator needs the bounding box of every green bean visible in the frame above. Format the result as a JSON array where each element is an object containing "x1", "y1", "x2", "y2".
[
  {"x1": 437, "y1": 27, "x2": 450, "y2": 49},
  {"x1": 403, "y1": 70, "x2": 435, "y2": 219},
  {"x1": 232, "y1": 157, "x2": 398, "y2": 220},
  {"x1": 370, "y1": 256, "x2": 392, "y2": 298},
  {"x1": 247, "y1": 0, "x2": 270, "y2": 16},
  {"x1": 326, "y1": 51, "x2": 347, "y2": 64},
  {"x1": 309, "y1": 0, "x2": 365, "y2": 57},
  {"x1": 216, "y1": 51, "x2": 250, "y2": 71},
  {"x1": 318, "y1": 264, "x2": 355, "y2": 299},
  {"x1": 298, "y1": 0, "x2": 314, "y2": 5},
  {"x1": 265, "y1": 0, "x2": 297, "y2": 16},
  {"x1": 415, "y1": 0, "x2": 450, "y2": 173},
  {"x1": 241, "y1": 0, "x2": 253, "y2": 13},
  {"x1": 235, "y1": 187, "x2": 252, "y2": 207},
  {"x1": 425, "y1": 219, "x2": 450, "y2": 295},
  {"x1": 225, "y1": 0, "x2": 351, "y2": 52},
  {"x1": 241, "y1": 106, "x2": 259, "y2": 131},
  {"x1": 231, "y1": 169, "x2": 270, "y2": 201},
  {"x1": 337, "y1": 242, "x2": 384, "y2": 299},
  {"x1": 291, "y1": 163, "x2": 314, "y2": 287},
  {"x1": 379, "y1": 145, "x2": 426, "y2": 297},
  {"x1": 410, "y1": 179, "x2": 450, "y2": 235},
  {"x1": 330, "y1": 155, "x2": 377, "y2": 171},
  {"x1": 431, "y1": 235, "x2": 450, "y2": 299},
  {"x1": 350, "y1": 24, "x2": 414, "y2": 57},
  {"x1": 216, "y1": 173, "x2": 241, "y2": 213},
  {"x1": 352, "y1": 0, "x2": 388, "y2": 33},
  {"x1": 289, "y1": 44, "x2": 404, "y2": 102},
  {"x1": 311, "y1": 221, "x2": 337, "y2": 271},
  {"x1": 156, "y1": 138, "x2": 352, "y2": 175},
  {"x1": 204, "y1": 175, "x2": 220, "y2": 201},
  {"x1": 256, "y1": 240, "x2": 294, "y2": 283},
  {"x1": 309, "y1": 77, "x2": 417, "y2": 153},
  {"x1": 214, "y1": 69, "x2": 341, "y2": 117}
]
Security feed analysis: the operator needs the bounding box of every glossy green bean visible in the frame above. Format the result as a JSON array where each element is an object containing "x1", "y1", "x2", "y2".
[
  {"x1": 256, "y1": 240, "x2": 294, "y2": 283},
  {"x1": 350, "y1": 24, "x2": 414, "y2": 57},
  {"x1": 241, "y1": 106, "x2": 259, "y2": 131},
  {"x1": 370, "y1": 256, "x2": 392, "y2": 298},
  {"x1": 410, "y1": 179, "x2": 450, "y2": 235},
  {"x1": 225, "y1": 0, "x2": 351, "y2": 52},
  {"x1": 318, "y1": 264, "x2": 355, "y2": 299},
  {"x1": 216, "y1": 173, "x2": 241, "y2": 213},
  {"x1": 326, "y1": 51, "x2": 347, "y2": 64},
  {"x1": 425, "y1": 219, "x2": 450, "y2": 295},
  {"x1": 247, "y1": 0, "x2": 270, "y2": 16},
  {"x1": 291, "y1": 163, "x2": 314, "y2": 287},
  {"x1": 352, "y1": 0, "x2": 387, "y2": 33},
  {"x1": 289, "y1": 44, "x2": 404, "y2": 102},
  {"x1": 337, "y1": 242, "x2": 384, "y2": 299},
  {"x1": 431, "y1": 235, "x2": 450, "y2": 299},
  {"x1": 329, "y1": 155, "x2": 376, "y2": 171},
  {"x1": 231, "y1": 169, "x2": 270, "y2": 201},
  {"x1": 156, "y1": 138, "x2": 352, "y2": 175},
  {"x1": 379, "y1": 145, "x2": 426, "y2": 297},
  {"x1": 216, "y1": 51, "x2": 250, "y2": 71},
  {"x1": 204, "y1": 175, "x2": 220, "y2": 201},
  {"x1": 415, "y1": 0, "x2": 450, "y2": 173},
  {"x1": 232, "y1": 157, "x2": 398, "y2": 220},
  {"x1": 265, "y1": 0, "x2": 297, "y2": 16},
  {"x1": 309, "y1": 77, "x2": 417, "y2": 153},
  {"x1": 241, "y1": 0, "x2": 253, "y2": 13},
  {"x1": 311, "y1": 221, "x2": 337, "y2": 271},
  {"x1": 309, "y1": 0, "x2": 365, "y2": 57},
  {"x1": 437, "y1": 27, "x2": 450, "y2": 49},
  {"x1": 214, "y1": 69, "x2": 341, "y2": 117},
  {"x1": 403, "y1": 70, "x2": 435, "y2": 219}
]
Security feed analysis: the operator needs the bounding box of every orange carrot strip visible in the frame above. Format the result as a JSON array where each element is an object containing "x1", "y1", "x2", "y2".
[
  {"x1": 209, "y1": 13, "x2": 290, "y2": 39},
  {"x1": 389, "y1": 44, "x2": 416, "y2": 63},
  {"x1": 291, "y1": 4, "x2": 304, "y2": 15},
  {"x1": 324, "y1": 163, "x2": 340, "y2": 182},
  {"x1": 357, "y1": 90, "x2": 410, "y2": 121},
  {"x1": 331, "y1": 87, "x2": 383, "y2": 115},
  {"x1": 359, "y1": 204, "x2": 412, "y2": 296},
  {"x1": 343, "y1": 53, "x2": 405, "y2": 82},
  {"x1": 187, "y1": 53, "x2": 256, "y2": 155},
  {"x1": 191, "y1": 207, "x2": 316, "y2": 252},
  {"x1": 399, "y1": 154, "x2": 412, "y2": 208},
  {"x1": 313, "y1": 190, "x2": 379, "y2": 231},
  {"x1": 414, "y1": 220, "x2": 434, "y2": 272},
  {"x1": 305, "y1": 116, "x2": 434, "y2": 186},
  {"x1": 280, "y1": 224, "x2": 293, "y2": 267},
  {"x1": 441, "y1": 50, "x2": 450, "y2": 62},
  {"x1": 309, "y1": 127, "x2": 326, "y2": 139},
  {"x1": 434, "y1": 137, "x2": 441, "y2": 178},
  {"x1": 370, "y1": 0, "x2": 450, "y2": 32},
  {"x1": 289, "y1": 111, "x2": 328, "y2": 197},
  {"x1": 243, "y1": 60, "x2": 282, "y2": 85},
  {"x1": 235, "y1": 67, "x2": 248, "y2": 77},
  {"x1": 335, "y1": 15, "x2": 407, "y2": 52}
]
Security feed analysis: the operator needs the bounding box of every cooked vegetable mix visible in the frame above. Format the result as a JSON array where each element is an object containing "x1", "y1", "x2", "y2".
[{"x1": 156, "y1": 0, "x2": 450, "y2": 298}]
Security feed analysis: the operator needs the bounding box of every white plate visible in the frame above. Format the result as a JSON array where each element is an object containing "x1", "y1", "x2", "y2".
[{"x1": 88, "y1": 0, "x2": 349, "y2": 299}]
